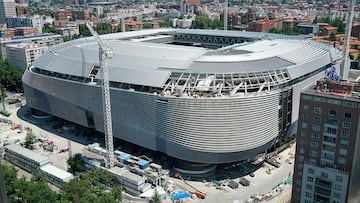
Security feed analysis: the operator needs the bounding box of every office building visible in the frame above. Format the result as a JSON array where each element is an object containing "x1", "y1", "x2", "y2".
[
  {"x1": 292, "y1": 77, "x2": 360, "y2": 203},
  {"x1": 0, "y1": 0, "x2": 16, "y2": 24},
  {"x1": 6, "y1": 42, "x2": 48, "y2": 70},
  {"x1": 0, "y1": 33, "x2": 63, "y2": 60},
  {"x1": 6, "y1": 15, "x2": 42, "y2": 33}
]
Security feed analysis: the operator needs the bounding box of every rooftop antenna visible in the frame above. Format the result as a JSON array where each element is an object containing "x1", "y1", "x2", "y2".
[{"x1": 340, "y1": 0, "x2": 356, "y2": 81}]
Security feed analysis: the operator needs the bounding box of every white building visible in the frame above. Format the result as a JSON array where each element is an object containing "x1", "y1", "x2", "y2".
[
  {"x1": 6, "y1": 42, "x2": 48, "y2": 70},
  {"x1": 6, "y1": 15, "x2": 43, "y2": 33},
  {"x1": 40, "y1": 164, "x2": 74, "y2": 187},
  {"x1": 4, "y1": 144, "x2": 51, "y2": 173},
  {"x1": 0, "y1": 0, "x2": 16, "y2": 24}
]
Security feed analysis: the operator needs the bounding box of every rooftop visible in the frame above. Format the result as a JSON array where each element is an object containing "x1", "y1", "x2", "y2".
[
  {"x1": 5, "y1": 144, "x2": 50, "y2": 164},
  {"x1": 40, "y1": 164, "x2": 74, "y2": 181}
]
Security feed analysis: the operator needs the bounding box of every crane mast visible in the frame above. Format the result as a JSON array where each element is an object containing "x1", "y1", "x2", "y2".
[{"x1": 86, "y1": 23, "x2": 115, "y2": 168}]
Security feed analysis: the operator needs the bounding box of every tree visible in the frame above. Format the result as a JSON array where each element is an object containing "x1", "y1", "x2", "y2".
[
  {"x1": 112, "y1": 186, "x2": 122, "y2": 202},
  {"x1": 61, "y1": 168, "x2": 122, "y2": 203},
  {"x1": 329, "y1": 32, "x2": 336, "y2": 41},
  {"x1": 31, "y1": 169, "x2": 47, "y2": 183},
  {"x1": 42, "y1": 23, "x2": 58, "y2": 34},
  {"x1": 0, "y1": 60, "x2": 23, "y2": 92},
  {"x1": 149, "y1": 189, "x2": 162, "y2": 203},
  {"x1": 79, "y1": 24, "x2": 91, "y2": 37},
  {"x1": 67, "y1": 153, "x2": 85, "y2": 173},
  {"x1": 24, "y1": 131, "x2": 36, "y2": 149},
  {"x1": 2, "y1": 164, "x2": 59, "y2": 203}
]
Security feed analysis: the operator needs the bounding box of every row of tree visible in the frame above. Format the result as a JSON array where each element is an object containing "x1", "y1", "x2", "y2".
[
  {"x1": 2, "y1": 164, "x2": 123, "y2": 203},
  {"x1": 0, "y1": 60, "x2": 23, "y2": 93}
]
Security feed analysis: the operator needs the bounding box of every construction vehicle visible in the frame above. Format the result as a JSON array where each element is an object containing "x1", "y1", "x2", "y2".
[
  {"x1": 86, "y1": 23, "x2": 115, "y2": 168},
  {"x1": 174, "y1": 172, "x2": 206, "y2": 199}
]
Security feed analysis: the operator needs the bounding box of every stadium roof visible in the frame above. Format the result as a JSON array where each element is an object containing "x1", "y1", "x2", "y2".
[{"x1": 32, "y1": 29, "x2": 340, "y2": 87}]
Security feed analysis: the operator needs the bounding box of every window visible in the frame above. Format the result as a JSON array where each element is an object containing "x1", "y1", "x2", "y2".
[
  {"x1": 321, "y1": 172, "x2": 328, "y2": 178},
  {"x1": 305, "y1": 192, "x2": 312, "y2": 198},
  {"x1": 312, "y1": 133, "x2": 319, "y2": 140},
  {"x1": 333, "y1": 192, "x2": 341, "y2": 199},
  {"x1": 343, "y1": 121, "x2": 351, "y2": 129},
  {"x1": 303, "y1": 95, "x2": 312, "y2": 100},
  {"x1": 340, "y1": 139, "x2": 349, "y2": 147},
  {"x1": 314, "y1": 107, "x2": 323, "y2": 114},
  {"x1": 307, "y1": 176, "x2": 314, "y2": 182},
  {"x1": 326, "y1": 118, "x2": 338, "y2": 125},
  {"x1": 342, "y1": 101, "x2": 357, "y2": 108},
  {"x1": 336, "y1": 176, "x2": 343, "y2": 182},
  {"x1": 344, "y1": 113, "x2": 352, "y2": 119},
  {"x1": 311, "y1": 142, "x2": 318, "y2": 149},
  {"x1": 323, "y1": 144, "x2": 335, "y2": 152},
  {"x1": 342, "y1": 130, "x2": 350, "y2": 138},
  {"x1": 303, "y1": 114, "x2": 308, "y2": 120},
  {"x1": 334, "y1": 184, "x2": 342, "y2": 191},
  {"x1": 324, "y1": 135, "x2": 336, "y2": 143},
  {"x1": 299, "y1": 155, "x2": 304, "y2": 162},
  {"x1": 303, "y1": 105, "x2": 309, "y2": 110},
  {"x1": 313, "y1": 97, "x2": 326, "y2": 103},
  {"x1": 327, "y1": 99, "x2": 341, "y2": 105},
  {"x1": 329, "y1": 110, "x2": 336, "y2": 116},
  {"x1": 339, "y1": 148, "x2": 348, "y2": 156},
  {"x1": 310, "y1": 150, "x2": 318, "y2": 157},
  {"x1": 306, "y1": 184, "x2": 313, "y2": 190},
  {"x1": 312, "y1": 124, "x2": 321, "y2": 132},
  {"x1": 313, "y1": 116, "x2": 321, "y2": 123},
  {"x1": 302, "y1": 122, "x2": 308, "y2": 129},
  {"x1": 308, "y1": 168, "x2": 314, "y2": 174},
  {"x1": 326, "y1": 127, "x2": 337, "y2": 135},
  {"x1": 300, "y1": 131, "x2": 306, "y2": 137},
  {"x1": 299, "y1": 147, "x2": 305, "y2": 154}
]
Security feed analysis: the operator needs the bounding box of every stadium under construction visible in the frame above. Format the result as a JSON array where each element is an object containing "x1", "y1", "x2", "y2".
[{"x1": 22, "y1": 29, "x2": 342, "y2": 171}]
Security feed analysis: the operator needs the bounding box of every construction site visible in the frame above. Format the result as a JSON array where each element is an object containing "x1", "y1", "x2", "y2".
[{"x1": 0, "y1": 91, "x2": 296, "y2": 203}]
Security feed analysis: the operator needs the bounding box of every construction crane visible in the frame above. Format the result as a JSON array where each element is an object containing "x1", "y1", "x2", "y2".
[{"x1": 86, "y1": 23, "x2": 115, "y2": 168}]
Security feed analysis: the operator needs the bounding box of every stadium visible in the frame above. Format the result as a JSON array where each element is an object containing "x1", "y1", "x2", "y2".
[{"x1": 23, "y1": 29, "x2": 341, "y2": 165}]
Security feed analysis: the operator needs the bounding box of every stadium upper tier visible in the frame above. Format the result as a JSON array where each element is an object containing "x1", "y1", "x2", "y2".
[
  {"x1": 23, "y1": 29, "x2": 342, "y2": 164},
  {"x1": 32, "y1": 29, "x2": 340, "y2": 98}
]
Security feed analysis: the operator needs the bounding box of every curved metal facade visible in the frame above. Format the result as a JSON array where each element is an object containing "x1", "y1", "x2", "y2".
[{"x1": 23, "y1": 69, "x2": 279, "y2": 163}]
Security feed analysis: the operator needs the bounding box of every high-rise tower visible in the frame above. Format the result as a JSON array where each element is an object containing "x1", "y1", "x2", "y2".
[
  {"x1": 292, "y1": 77, "x2": 360, "y2": 203},
  {"x1": 0, "y1": 0, "x2": 16, "y2": 24}
]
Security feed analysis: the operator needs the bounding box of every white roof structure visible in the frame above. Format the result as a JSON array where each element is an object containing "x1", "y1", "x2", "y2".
[
  {"x1": 40, "y1": 164, "x2": 74, "y2": 182},
  {"x1": 31, "y1": 29, "x2": 340, "y2": 90},
  {"x1": 5, "y1": 144, "x2": 50, "y2": 166}
]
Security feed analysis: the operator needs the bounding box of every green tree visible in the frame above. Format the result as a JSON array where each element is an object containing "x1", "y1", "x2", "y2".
[
  {"x1": 2, "y1": 164, "x2": 58, "y2": 203},
  {"x1": 61, "y1": 168, "x2": 122, "y2": 203},
  {"x1": 2, "y1": 164, "x2": 17, "y2": 196},
  {"x1": 79, "y1": 24, "x2": 91, "y2": 37},
  {"x1": 24, "y1": 131, "x2": 36, "y2": 149},
  {"x1": 31, "y1": 169, "x2": 47, "y2": 183},
  {"x1": 42, "y1": 23, "x2": 58, "y2": 34},
  {"x1": 149, "y1": 189, "x2": 162, "y2": 203},
  {"x1": 143, "y1": 23, "x2": 153, "y2": 29},
  {"x1": 0, "y1": 60, "x2": 23, "y2": 92},
  {"x1": 329, "y1": 32, "x2": 336, "y2": 41},
  {"x1": 67, "y1": 153, "x2": 85, "y2": 173}
]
